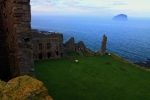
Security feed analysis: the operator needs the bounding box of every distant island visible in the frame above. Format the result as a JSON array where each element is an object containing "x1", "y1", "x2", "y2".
[{"x1": 112, "y1": 14, "x2": 128, "y2": 21}]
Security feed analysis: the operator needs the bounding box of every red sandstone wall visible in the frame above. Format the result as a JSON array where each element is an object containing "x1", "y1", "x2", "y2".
[{"x1": 0, "y1": 0, "x2": 34, "y2": 80}]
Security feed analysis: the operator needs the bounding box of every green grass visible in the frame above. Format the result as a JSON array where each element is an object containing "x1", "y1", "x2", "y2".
[
  {"x1": 67, "y1": 51, "x2": 78, "y2": 57},
  {"x1": 34, "y1": 53, "x2": 150, "y2": 100},
  {"x1": 82, "y1": 51, "x2": 91, "y2": 56}
]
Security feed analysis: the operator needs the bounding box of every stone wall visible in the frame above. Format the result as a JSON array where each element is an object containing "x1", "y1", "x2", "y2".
[
  {"x1": 65, "y1": 37, "x2": 75, "y2": 52},
  {"x1": 65, "y1": 37, "x2": 94, "y2": 56},
  {"x1": 32, "y1": 30, "x2": 66, "y2": 60},
  {"x1": 0, "y1": 0, "x2": 34, "y2": 81}
]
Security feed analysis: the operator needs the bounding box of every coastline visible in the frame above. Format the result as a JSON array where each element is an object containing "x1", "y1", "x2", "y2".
[
  {"x1": 31, "y1": 17, "x2": 150, "y2": 63},
  {"x1": 111, "y1": 53, "x2": 150, "y2": 72},
  {"x1": 134, "y1": 59, "x2": 150, "y2": 69}
]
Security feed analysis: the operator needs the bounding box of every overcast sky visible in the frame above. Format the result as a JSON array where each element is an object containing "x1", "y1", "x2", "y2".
[{"x1": 31, "y1": 0, "x2": 150, "y2": 18}]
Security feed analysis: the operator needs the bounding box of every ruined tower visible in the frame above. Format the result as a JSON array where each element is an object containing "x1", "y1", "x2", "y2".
[
  {"x1": 0, "y1": 0, "x2": 34, "y2": 81},
  {"x1": 99, "y1": 35, "x2": 107, "y2": 56}
]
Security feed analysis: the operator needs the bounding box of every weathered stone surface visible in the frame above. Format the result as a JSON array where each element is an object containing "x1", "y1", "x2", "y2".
[
  {"x1": 32, "y1": 30, "x2": 66, "y2": 60},
  {"x1": 0, "y1": 0, "x2": 34, "y2": 80},
  {"x1": 0, "y1": 80, "x2": 6, "y2": 93},
  {"x1": 65, "y1": 37, "x2": 75, "y2": 52},
  {"x1": 76, "y1": 49, "x2": 83, "y2": 57},
  {"x1": 0, "y1": 75, "x2": 53, "y2": 100},
  {"x1": 64, "y1": 36, "x2": 96, "y2": 57},
  {"x1": 76, "y1": 41, "x2": 86, "y2": 51},
  {"x1": 99, "y1": 35, "x2": 107, "y2": 56}
]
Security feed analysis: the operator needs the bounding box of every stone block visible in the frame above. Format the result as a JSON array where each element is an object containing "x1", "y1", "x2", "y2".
[
  {"x1": 22, "y1": 50, "x2": 32, "y2": 58},
  {"x1": 19, "y1": 63, "x2": 30, "y2": 74},
  {"x1": 22, "y1": 16, "x2": 30, "y2": 22},
  {"x1": 0, "y1": 75, "x2": 53, "y2": 100},
  {"x1": 23, "y1": 5, "x2": 30, "y2": 10},
  {"x1": 0, "y1": 80, "x2": 6, "y2": 93},
  {"x1": 13, "y1": 9, "x2": 23, "y2": 14}
]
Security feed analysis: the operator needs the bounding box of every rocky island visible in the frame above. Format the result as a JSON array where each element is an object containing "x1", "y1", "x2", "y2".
[{"x1": 113, "y1": 14, "x2": 128, "y2": 21}]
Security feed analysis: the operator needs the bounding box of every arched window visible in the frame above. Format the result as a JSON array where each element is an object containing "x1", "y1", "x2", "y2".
[
  {"x1": 47, "y1": 52, "x2": 51, "y2": 58},
  {"x1": 56, "y1": 51, "x2": 58, "y2": 56},
  {"x1": 39, "y1": 43, "x2": 42, "y2": 50},
  {"x1": 61, "y1": 53, "x2": 63, "y2": 57},
  {"x1": 39, "y1": 53, "x2": 42, "y2": 59}
]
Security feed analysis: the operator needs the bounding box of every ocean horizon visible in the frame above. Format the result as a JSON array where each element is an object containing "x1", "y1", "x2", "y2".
[{"x1": 31, "y1": 16, "x2": 150, "y2": 63}]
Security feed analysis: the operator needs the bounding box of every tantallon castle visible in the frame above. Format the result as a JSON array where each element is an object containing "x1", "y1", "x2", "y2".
[
  {"x1": 32, "y1": 29, "x2": 98, "y2": 60},
  {"x1": 0, "y1": 0, "x2": 107, "y2": 99},
  {"x1": 0, "y1": 0, "x2": 107, "y2": 82}
]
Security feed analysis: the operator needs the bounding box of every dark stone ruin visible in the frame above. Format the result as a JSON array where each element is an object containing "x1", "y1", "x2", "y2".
[
  {"x1": 32, "y1": 30, "x2": 66, "y2": 60},
  {"x1": 99, "y1": 35, "x2": 107, "y2": 56},
  {"x1": 0, "y1": 0, "x2": 34, "y2": 81},
  {"x1": 65, "y1": 37, "x2": 75, "y2": 52}
]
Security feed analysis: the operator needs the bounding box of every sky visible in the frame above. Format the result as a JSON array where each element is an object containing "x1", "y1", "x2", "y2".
[{"x1": 30, "y1": 0, "x2": 150, "y2": 18}]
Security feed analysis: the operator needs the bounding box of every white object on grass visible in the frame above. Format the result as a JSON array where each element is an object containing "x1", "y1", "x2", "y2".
[{"x1": 75, "y1": 60, "x2": 78, "y2": 63}]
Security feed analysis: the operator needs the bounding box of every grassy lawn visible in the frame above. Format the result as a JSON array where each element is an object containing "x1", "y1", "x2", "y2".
[{"x1": 34, "y1": 52, "x2": 150, "y2": 100}]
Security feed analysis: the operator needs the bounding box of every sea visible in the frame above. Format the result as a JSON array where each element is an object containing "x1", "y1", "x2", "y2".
[{"x1": 31, "y1": 16, "x2": 150, "y2": 63}]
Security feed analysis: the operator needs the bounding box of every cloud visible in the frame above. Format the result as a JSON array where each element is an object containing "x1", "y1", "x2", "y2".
[
  {"x1": 31, "y1": 0, "x2": 56, "y2": 6},
  {"x1": 43, "y1": 1, "x2": 56, "y2": 6},
  {"x1": 30, "y1": 0, "x2": 150, "y2": 17},
  {"x1": 64, "y1": 0, "x2": 79, "y2": 7},
  {"x1": 112, "y1": 2, "x2": 127, "y2": 5},
  {"x1": 31, "y1": 0, "x2": 57, "y2": 12},
  {"x1": 63, "y1": 0, "x2": 110, "y2": 11}
]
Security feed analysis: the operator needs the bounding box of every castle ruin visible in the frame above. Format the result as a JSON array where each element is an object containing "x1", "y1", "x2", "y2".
[
  {"x1": 32, "y1": 30, "x2": 66, "y2": 60},
  {"x1": 0, "y1": 0, "x2": 107, "y2": 82}
]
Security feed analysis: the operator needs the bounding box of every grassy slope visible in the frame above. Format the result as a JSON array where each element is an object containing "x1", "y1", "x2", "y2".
[{"x1": 34, "y1": 52, "x2": 150, "y2": 100}]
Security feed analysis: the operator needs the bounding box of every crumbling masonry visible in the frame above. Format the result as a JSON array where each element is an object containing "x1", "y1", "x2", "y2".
[
  {"x1": 32, "y1": 30, "x2": 66, "y2": 60},
  {"x1": 99, "y1": 35, "x2": 107, "y2": 56},
  {"x1": 0, "y1": 0, "x2": 34, "y2": 81}
]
